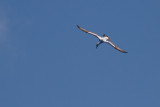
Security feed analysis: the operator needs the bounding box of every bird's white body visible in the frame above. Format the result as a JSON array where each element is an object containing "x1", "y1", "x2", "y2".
[
  {"x1": 99, "y1": 37, "x2": 109, "y2": 42},
  {"x1": 88, "y1": 31, "x2": 110, "y2": 45}
]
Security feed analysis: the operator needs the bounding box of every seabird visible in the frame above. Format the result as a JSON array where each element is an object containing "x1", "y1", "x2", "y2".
[{"x1": 77, "y1": 25, "x2": 128, "y2": 53}]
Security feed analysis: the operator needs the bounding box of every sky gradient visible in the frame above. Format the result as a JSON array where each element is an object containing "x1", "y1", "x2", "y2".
[{"x1": 0, "y1": 0, "x2": 160, "y2": 107}]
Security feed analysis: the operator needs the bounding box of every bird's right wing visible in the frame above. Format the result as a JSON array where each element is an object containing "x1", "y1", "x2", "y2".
[
  {"x1": 107, "y1": 41, "x2": 128, "y2": 53},
  {"x1": 77, "y1": 25, "x2": 101, "y2": 39}
]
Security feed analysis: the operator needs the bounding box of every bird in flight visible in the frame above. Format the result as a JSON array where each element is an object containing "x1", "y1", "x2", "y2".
[{"x1": 77, "y1": 25, "x2": 128, "y2": 53}]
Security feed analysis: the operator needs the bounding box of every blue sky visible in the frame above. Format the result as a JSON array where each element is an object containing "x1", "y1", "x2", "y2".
[{"x1": 0, "y1": 0, "x2": 160, "y2": 107}]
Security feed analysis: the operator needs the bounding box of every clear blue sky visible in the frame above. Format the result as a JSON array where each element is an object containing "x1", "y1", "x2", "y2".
[{"x1": 0, "y1": 0, "x2": 160, "y2": 107}]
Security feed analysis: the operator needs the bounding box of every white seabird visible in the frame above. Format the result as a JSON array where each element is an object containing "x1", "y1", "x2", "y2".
[{"x1": 77, "y1": 25, "x2": 128, "y2": 53}]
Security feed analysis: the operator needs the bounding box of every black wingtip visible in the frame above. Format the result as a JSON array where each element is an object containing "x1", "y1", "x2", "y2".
[{"x1": 77, "y1": 25, "x2": 80, "y2": 28}]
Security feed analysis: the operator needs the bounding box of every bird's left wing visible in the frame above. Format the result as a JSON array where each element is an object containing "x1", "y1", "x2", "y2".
[
  {"x1": 106, "y1": 41, "x2": 128, "y2": 53},
  {"x1": 77, "y1": 25, "x2": 101, "y2": 39}
]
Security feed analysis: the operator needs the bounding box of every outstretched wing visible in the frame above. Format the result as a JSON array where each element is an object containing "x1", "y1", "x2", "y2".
[
  {"x1": 77, "y1": 25, "x2": 101, "y2": 39},
  {"x1": 107, "y1": 41, "x2": 128, "y2": 53}
]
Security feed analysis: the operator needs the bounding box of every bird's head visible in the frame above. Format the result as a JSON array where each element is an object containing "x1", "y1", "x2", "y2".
[{"x1": 103, "y1": 34, "x2": 108, "y2": 37}]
